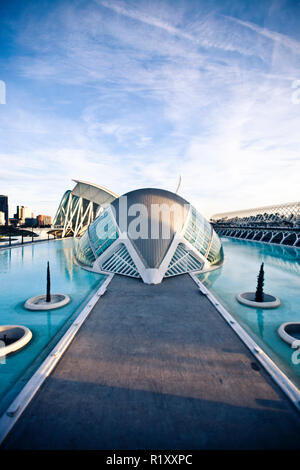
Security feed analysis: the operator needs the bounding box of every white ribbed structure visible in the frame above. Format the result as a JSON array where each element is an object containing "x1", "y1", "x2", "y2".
[
  {"x1": 75, "y1": 188, "x2": 223, "y2": 284},
  {"x1": 101, "y1": 244, "x2": 140, "y2": 278},
  {"x1": 54, "y1": 180, "x2": 118, "y2": 237},
  {"x1": 165, "y1": 244, "x2": 204, "y2": 277}
]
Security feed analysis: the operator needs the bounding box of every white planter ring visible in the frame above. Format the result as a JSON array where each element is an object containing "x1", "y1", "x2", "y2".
[
  {"x1": 0, "y1": 325, "x2": 32, "y2": 357},
  {"x1": 24, "y1": 294, "x2": 70, "y2": 311},
  {"x1": 278, "y1": 322, "x2": 300, "y2": 347},
  {"x1": 236, "y1": 292, "x2": 280, "y2": 309}
]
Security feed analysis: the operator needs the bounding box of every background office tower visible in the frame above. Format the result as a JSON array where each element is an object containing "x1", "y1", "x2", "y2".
[
  {"x1": 37, "y1": 215, "x2": 52, "y2": 227},
  {"x1": 0, "y1": 195, "x2": 9, "y2": 225},
  {"x1": 0, "y1": 211, "x2": 5, "y2": 225},
  {"x1": 14, "y1": 206, "x2": 34, "y2": 225}
]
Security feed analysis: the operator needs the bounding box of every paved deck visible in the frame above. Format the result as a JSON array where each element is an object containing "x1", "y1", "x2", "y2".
[{"x1": 2, "y1": 274, "x2": 300, "y2": 449}]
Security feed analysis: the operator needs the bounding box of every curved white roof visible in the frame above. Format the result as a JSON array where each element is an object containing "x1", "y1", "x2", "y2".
[
  {"x1": 72, "y1": 180, "x2": 119, "y2": 198},
  {"x1": 71, "y1": 180, "x2": 118, "y2": 207}
]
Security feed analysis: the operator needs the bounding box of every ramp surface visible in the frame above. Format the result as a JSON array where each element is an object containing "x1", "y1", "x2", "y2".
[{"x1": 2, "y1": 274, "x2": 300, "y2": 449}]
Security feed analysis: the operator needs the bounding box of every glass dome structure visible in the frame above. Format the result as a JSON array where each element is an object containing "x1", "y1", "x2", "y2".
[{"x1": 75, "y1": 188, "x2": 223, "y2": 284}]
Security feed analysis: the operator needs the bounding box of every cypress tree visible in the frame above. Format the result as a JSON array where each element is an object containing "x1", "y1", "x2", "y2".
[
  {"x1": 255, "y1": 262, "x2": 264, "y2": 302},
  {"x1": 46, "y1": 261, "x2": 51, "y2": 303}
]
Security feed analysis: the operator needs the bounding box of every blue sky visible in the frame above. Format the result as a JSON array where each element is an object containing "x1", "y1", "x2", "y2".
[{"x1": 0, "y1": 0, "x2": 299, "y2": 218}]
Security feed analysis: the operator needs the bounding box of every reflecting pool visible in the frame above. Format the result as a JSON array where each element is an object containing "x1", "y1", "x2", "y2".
[
  {"x1": 0, "y1": 239, "x2": 105, "y2": 415},
  {"x1": 199, "y1": 238, "x2": 300, "y2": 388}
]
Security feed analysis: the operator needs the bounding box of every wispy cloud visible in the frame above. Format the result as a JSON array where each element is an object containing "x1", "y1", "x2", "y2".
[
  {"x1": 0, "y1": 0, "x2": 299, "y2": 218},
  {"x1": 225, "y1": 14, "x2": 300, "y2": 54},
  {"x1": 100, "y1": 0, "x2": 196, "y2": 42}
]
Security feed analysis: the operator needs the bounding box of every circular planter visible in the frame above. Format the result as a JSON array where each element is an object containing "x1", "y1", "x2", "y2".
[
  {"x1": 236, "y1": 292, "x2": 280, "y2": 308},
  {"x1": 24, "y1": 294, "x2": 70, "y2": 311},
  {"x1": 0, "y1": 325, "x2": 32, "y2": 357},
  {"x1": 278, "y1": 322, "x2": 300, "y2": 346}
]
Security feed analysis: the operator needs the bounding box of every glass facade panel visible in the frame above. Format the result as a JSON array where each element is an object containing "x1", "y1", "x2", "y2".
[
  {"x1": 75, "y1": 208, "x2": 119, "y2": 267},
  {"x1": 184, "y1": 207, "x2": 212, "y2": 256},
  {"x1": 89, "y1": 210, "x2": 119, "y2": 257},
  {"x1": 207, "y1": 230, "x2": 224, "y2": 265},
  {"x1": 75, "y1": 231, "x2": 96, "y2": 267}
]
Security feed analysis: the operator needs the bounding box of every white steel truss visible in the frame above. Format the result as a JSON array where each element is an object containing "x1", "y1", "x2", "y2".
[
  {"x1": 217, "y1": 227, "x2": 300, "y2": 248},
  {"x1": 212, "y1": 201, "x2": 300, "y2": 249},
  {"x1": 165, "y1": 243, "x2": 204, "y2": 277},
  {"x1": 53, "y1": 180, "x2": 118, "y2": 238},
  {"x1": 211, "y1": 201, "x2": 300, "y2": 228},
  {"x1": 101, "y1": 244, "x2": 140, "y2": 278}
]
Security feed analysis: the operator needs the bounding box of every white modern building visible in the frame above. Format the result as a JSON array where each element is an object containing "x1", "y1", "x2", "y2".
[
  {"x1": 211, "y1": 201, "x2": 300, "y2": 247},
  {"x1": 53, "y1": 180, "x2": 118, "y2": 237},
  {"x1": 211, "y1": 201, "x2": 300, "y2": 227},
  {"x1": 75, "y1": 188, "x2": 224, "y2": 284}
]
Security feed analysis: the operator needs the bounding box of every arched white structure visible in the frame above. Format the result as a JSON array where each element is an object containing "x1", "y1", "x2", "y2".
[
  {"x1": 53, "y1": 180, "x2": 118, "y2": 237},
  {"x1": 211, "y1": 201, "x2": 300, "y2": 247},
  {"x1": 211, "y1": 201, "x2": 300, "y2": 226}
]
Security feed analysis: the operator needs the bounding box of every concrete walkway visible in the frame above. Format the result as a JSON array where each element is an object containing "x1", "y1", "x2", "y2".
[{"x1": 2, "y1": 274, "x2": 300, "y2": 449}]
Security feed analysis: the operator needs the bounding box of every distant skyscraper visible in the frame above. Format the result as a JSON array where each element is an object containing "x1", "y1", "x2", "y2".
[
  {"x1": 15, "y1": 205, "x2": 34, "y2": 224},
  {"x1": 0, "y1": 211, "x2": 5, "y2": 225},
  {"x1": 0, "y1": 195, "x2": 8, "y2": 225}
]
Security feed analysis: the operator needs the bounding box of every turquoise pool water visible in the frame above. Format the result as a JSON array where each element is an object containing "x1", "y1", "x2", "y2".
[
  {"x1": 0, "y1": 239, "x2": 105, "y2": 415},
  {"x1": 199, "y1": 238, "x2": 300, "y2": 388}
]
